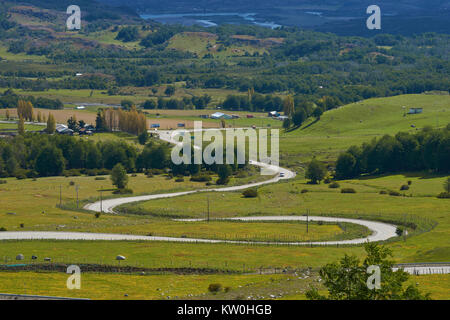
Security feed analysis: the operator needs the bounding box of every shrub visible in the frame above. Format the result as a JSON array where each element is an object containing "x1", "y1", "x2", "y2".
[
  {"x1": 242, "y1": 188, "x2": 258, "y2": 198},
  {"x1": 437, "y1": 192, "x2": 450, "y2": 199},
  {"x1": 0, "y1": 227, "x2": 7, "y2": 232},
  {"x1": 396, "y1": 227, "x2": 404, "y2": 237},
  {"x1": 329, "y1": 182, "x2": 340, "y2": 189},
  {"x1": 95, "y1": 212, "x2": 101, "y2": 219},
  {"x1": 95, "y1": 177, "x2": 106, "y2": 180},
  {"x1": 407, "y1": 181, "x2": 412, "y2": 186},
  {"x1": 216, "y1": 177, "x2": 230, "y2": 185},
  {"x1": 69, "y1": 181, "x2": 75, "y2": 186},
  {"x1": 389, "y1": 191, "x2": 401, "y2": 196},
  {"x1": 324, "y1": 177, "x2": 332, "y2": 184},
  {"x1": 86, "y1": 169, "x2": 98, "y2": 176},
  {"x1": 224, "y1": 287, "x2": 231, "y2": 293},
  {"x1": 63, "y1": 169, "x2": 82, "y2": 177},
  {"x1": 149, "y1": 169, "x2": 164, "y2": 175},
  {"x1": 15, "y1": 170, "x2": 27, "y2": 180},
  {"x1": 113, "y1": 188, "x2": 133, "y2": 195},
  {"x1": 0, "y1": 180, "x2": 7, "y2": 184},
  {"x1": 175, "y1": 177, "x2": 184, "y2": 182},
  {"x1": 379, "y1": 190, "x2": 388, "y2": 195},
  {"x1": 190, "y1": 174, "x2": 212, "y2": 182},
  {"x1": 301, "y1": 189, "x2": 309, "y2": 193},
  {"x1": 341, "y1": 188, "x2": 356, "y2": 194},
  {"x1": 208, "y1": 283, "x2": 222, "y2": 294},
  {"x1": 400, "y1": 185, "x2": 409, "y2": 191}
]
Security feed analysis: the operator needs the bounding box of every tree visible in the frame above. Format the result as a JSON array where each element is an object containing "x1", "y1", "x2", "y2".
[
  {"x1": 313, "y1": 107, "x2": 323, "y2": 119},
  {"x1": 283, "y1": 95, "x2": 295, "y2": 116},
  {"x1": 306, "y1": 243, "x2": 431, "y2": 300},
  {"x1": 282, "y1": 118, "x2": 291, "y2": 130},
  {"x1": 138, "y1": 130, "x2": 149, "y2": 145},
  {"x1": 141, "y1": 100, "x2": 156, "y2": 109},
  {"x1": 67, "y1": 115, "x2": 78, "y2": 131},
  {"x1": 110, "y1": 163, "x2": 129, "y2": 190},
  {"x1": 35, "y1": 146, "x2": 65, "y2": 177},
  {"x1": 444, "y1": 177, "x2": 450, "y2": 193},
  {"x1": 335, "y1": 152, "x2": 357, "y2": 179},
  {"x1": 165, "y1": 86, "x2": 175, "y2": 96},
  {"x1": 217, "y1": 164, "x2": 232, "y2": 185},
  {"x1": 305, "y1": 159, "x2": 327, "y2": 184},
  {"x1": 292, "y1": 109, "x2": 307, "y2": 127},
  {"x1": 46, "y1": 113, "x2": 56, "y2": 134},
  {"x1": 18, "y1": 116, "x2": 25, "y2": 135}
]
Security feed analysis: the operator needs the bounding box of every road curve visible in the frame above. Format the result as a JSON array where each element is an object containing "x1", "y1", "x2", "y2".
[
  {"x1": 79, "y1": 129, "x2": 399, "y2": 245},
  {"x1": 84, "y1": 129, "x2": 295, "y2": 213},
  {"x1": 0, "y1": 215, "x2": 397, "y2": 245}
]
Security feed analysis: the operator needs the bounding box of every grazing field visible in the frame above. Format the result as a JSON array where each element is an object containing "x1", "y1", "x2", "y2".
[
  {"x1": 280, "y1": 94, "x2": 450, "y2": 165},
  {"x1": 0, "y1": 271, "x2": 290, "y2": 300},
  {"x1": 0, "y1": 270, "x2": 447, "y2": 300}
]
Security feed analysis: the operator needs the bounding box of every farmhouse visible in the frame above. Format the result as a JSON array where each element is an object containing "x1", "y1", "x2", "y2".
[
  {"x1": 210, "y1": 112, "x2": 232, "y2": 120},
  {"x1": 268, "y1": 111, "x2": 280, "y2": 117},
  {"x1": 55, "y1": 124, "x2": 74, "y2": 135},
  {"x1": 408, "y1": 108, "x2": 423, "y2": 114}
]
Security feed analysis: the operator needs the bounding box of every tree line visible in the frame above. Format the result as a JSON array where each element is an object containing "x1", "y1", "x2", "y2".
[{"x1": 335, "y1": 125, "x2": 450, "y2": 179}]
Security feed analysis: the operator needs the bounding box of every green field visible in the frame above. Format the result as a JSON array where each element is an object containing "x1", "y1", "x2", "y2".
[
  {"x1": 280, "y1": 94, "x2": 450, "y2": 165},
  {"x1": 0, "y1": 94, "x2": 449, "y2": 300}
]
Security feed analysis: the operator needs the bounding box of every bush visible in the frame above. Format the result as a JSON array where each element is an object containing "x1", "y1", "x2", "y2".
[
  {"x1": 400, "y1": 185, "x2": 409, "y2": 191},
  {"x1": 407, "y1": 181, "x2": 412, "y2": 186},
  {"x1": 437, "y1": 192, "x2": 450, "y2": 199},
  {"x1": 63, "y1": 169, "x2": 82, "y2": 177},
  {"x1": 379, "y1": 190, "x2": 388, "y2": 195},
  {"x1": 95, "y1": 177, "x2": 106, "y2": 180},
  {"x1": 15, "y1": 169, "x2": 27, "y2": 180},
  {"x1": 0, "y1": 227, "x2": 7, "y2": 232},
  {"x1": 329, "y1": 182, "x2": 340, "y2": 189},
  {"x1": 242, "y1": 188, "x2": 258, "y2": 198},
  {"x1": 95, "y1": 212, "x2": 101, "y2": 219},
  {"x1": 396, "y1": 227, "x2": 404, "y2": 237},
  {"x1": 301, "y1": 189, "x2": 309, "y2": 193},
  {"x1": 341, "y1": 188, "x2": 356, "y2": 194},
  {"x1": 324, "y1": 177, "x2": 332, "y2": 184},
  {"x1": 216, "y1": 177, "x2": 230, "y2": 185},
  {"x1": 389, "y1": 190, "x2": 401, "y2": 196},
  {"x1": 175, "y1": 177, "x2": 184, "y2": 182},
  {"x1": 69, "y1": 181, "x2": 75, "y2": 186},
  {"x1": 190, "y1": 174, "x2": 212, "y2": 182},
  {"x1": 113, "y1": 188, "x2": 133, "y2": 195},
  {"x1": 0, "y1": 180, "x2": 7, "y2": 184},
  {"x1": 208, "y1": 283, "x2": 222, "y2": 294},
  {"x1": 86, "y1": 169, "x2": 98, "y2": 176}
]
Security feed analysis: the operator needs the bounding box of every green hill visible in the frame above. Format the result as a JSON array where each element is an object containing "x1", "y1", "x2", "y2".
[{"x1": 281, "y1": 94, "x2": 450, "y2": 166}]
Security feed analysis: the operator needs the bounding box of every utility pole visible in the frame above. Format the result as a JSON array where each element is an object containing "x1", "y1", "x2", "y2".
[
  {"x1": 207, "y1": 195, "x2": 210, "y2": 222},
  {"x1": 100, "y1": 186, "x2": 103, "y2": 213},
  {"x1": 76, "y1": 185, "x2": 79, "y2": 209},
  {"x1": 306, "y1": 210, "x2": 309, "y2": 234}
]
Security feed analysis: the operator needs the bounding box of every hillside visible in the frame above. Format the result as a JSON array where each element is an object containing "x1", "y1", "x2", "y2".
[{"x1": 280, "y1": 94, "x2": 450, "y2": 166}]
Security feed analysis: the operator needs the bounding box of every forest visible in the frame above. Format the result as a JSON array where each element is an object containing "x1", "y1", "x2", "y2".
[{"x1": 335, "y1": 125, "x2": 450, "y2": 179}]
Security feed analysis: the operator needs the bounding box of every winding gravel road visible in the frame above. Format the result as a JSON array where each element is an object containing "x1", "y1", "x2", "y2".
[
  {"x1": 0, "y1": 215, "x2": 397, "y2": 245},
  {"x1": 1, "y1": 129, "x2": 399, "y2": 245}
]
